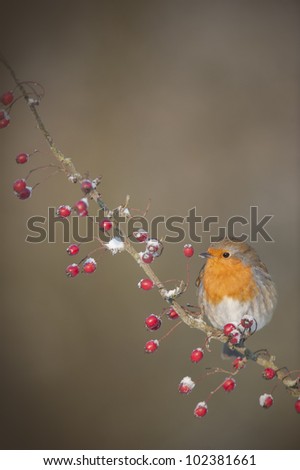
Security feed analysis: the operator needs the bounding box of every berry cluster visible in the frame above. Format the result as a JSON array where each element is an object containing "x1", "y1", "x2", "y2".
[
  {"x1": 142, "y1": 305, "x2": 182, "y2": 354},
  {"x1": 56, "y1": 179, "x2": 107, "y2": 222},
  {"x1": 0, "y1": 90, "x2": 14, "y2": 128},
  {"x1": 13, "y1": 178, "x2": 32, "y2": 200},
  {"x1": 1, "y1": 82, "x2": 45, "y2": 130},
  {"x1": 65, "y1": 245, "x2": 97, "y2": 278},
  {"x1": 12, "y1": 149, "x2": 41, "y2": 200},
  {"x1": 140, "y1": 237, "x2": 163, "y2": 265},
  {"x1": 54, "y1": 179, "x2": 108, "y2": 277},
  {"x1": 223, "y1": 315, "x2": 257, "y2": 346}
]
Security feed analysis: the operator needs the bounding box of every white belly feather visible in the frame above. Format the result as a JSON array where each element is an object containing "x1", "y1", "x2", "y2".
[{"x1": 203, "y1": 295, "x2": 271, "y2": 331}]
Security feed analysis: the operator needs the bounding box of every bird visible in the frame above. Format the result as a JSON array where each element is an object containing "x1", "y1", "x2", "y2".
[{"x1": 195, "y1": 238, "x2": 277, "y2": 348}]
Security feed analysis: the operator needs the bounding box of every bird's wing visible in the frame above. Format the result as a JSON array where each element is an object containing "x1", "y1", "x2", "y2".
[
  {"x1": 195, "y1": 263, "x2": 205, "y2": 288},
  {"x1": 195, "y1": 264, "x2": 206, "y2": 315}
]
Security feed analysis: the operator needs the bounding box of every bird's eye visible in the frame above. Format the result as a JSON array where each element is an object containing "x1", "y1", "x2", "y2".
[{"x1": 223, "y1": 252, "x2": 230, "y2": 258}]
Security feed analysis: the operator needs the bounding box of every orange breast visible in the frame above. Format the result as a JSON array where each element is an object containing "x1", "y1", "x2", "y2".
[{"x1": 203, "y1": 258, "x2": 258, "y2": 304}]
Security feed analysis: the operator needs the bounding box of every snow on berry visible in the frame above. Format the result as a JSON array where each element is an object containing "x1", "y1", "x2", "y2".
[
  {"x1": 56, "y1": 205, "x2": 72, "y2": 218},
  {"x1": 262, "y1": 368, "x2": 276, "y2": 380},
  {"x1": 295, "y1": 398, "x2": 300, "y2": 414},
  {"x1": 1, "y1": 90, "x2": 14, "y2": 105},
  {"x1": 83, "y1": 258, "x2": 97, "y2": 274},
  {"x1": 162, "y1": 287, "x2": 182, "y2": 301},
  {"x1": 66, "y1": 263, "x2": 80, "y2": 278},
  {"x1": 146, "y1": 239, "x2": 159, "y2": 253},
  {"x1": 223, "y1": 322, "x2": 238, "y2": 336},
  {"x1": 167, "y1": 307, "x2": 179, "y2": 320},
  {"x1": 16, "y1": 152, "x2": 29, "y2": 164},
  {"x1": 66, "y1": 244, "x2": 80, "y2": 256},
  {"x1": 133, "y1": 229, "x2": 148, "y2": 242},
  {"x1": 222, "y1": 377, "x2": 236, "y2": 392},
  {"x1": 146, "y1": 239, "x2": 163, "y2": 257},
  {"x1": 105, "y1": 237, "x2": 125, "y2": 255},
  {"x1": 138, "y1": 279, "x2": 154, "y2": 290},
  {"x1": 228, "y1": 328, "x2": 242, "y2": 345},
  {"x1": 13, "y1": 178, "x2": 27, "y2": 194},
  {"x1": 178, "y1": 376, "x2": 195, "y2": 395},
  {"x1": 144, "y1": 339, "x2": 159, "y2": 353},
  {"x1": 119, "y1": 206, "x2": 131, "y2": 218},
  {"x1": 194, "y1": 402, "x2": 208, "y2": 418},
  {"x1": 17, "y1": 186, "x2": 32, "y2": 200},
  {"x1": 145, "y1": 314, "x2": 161, "y2": 331},
  {"x1": 259, "y1": 393, "x2": 274, "y2": 409},
  {"x1": 183, "y1": 244, "x2": 194, "y2": 257},
  {"x1": 190, "y1": 348, "x2": 204, "y2": 363}
]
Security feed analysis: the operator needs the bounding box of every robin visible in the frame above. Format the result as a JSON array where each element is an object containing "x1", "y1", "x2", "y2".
[{"x1": 196, "y1": 238, "x2": 277, "y2": 343}]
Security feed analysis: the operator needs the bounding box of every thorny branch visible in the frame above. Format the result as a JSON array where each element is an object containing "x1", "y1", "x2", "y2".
[{"x1": 1, "y1": 55, "x2": 299, "y2": 399}]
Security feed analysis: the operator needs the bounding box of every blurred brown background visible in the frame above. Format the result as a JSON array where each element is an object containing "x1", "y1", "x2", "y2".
[{"x1": 1, "y1": 0, "x2": 299, "y2": 450}]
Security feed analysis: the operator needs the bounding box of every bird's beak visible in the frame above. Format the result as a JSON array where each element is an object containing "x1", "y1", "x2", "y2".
[{"x1": 199, "y1": 252, "x2": 213, "y2": 259}]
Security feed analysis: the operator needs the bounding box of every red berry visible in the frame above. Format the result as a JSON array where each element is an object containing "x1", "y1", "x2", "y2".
[
  {"x1": 259, "y1": 393, "x2": 274, "y2": 409},
  {"x1": 0, "y1": 110, "x2": 4, "y2": 119},
  {"x1": 228, "y1": 329, "x2": 242, "y2": 345},
  {"x1": 133, "y1": 229, "x2": 148, "y2": 242},
  {"x1": 99, "y1": 218, "x2": 113, "y2": 231},
  {"x1": 178, "y1": 376, "x2": 195, "y2": 395},
  {"x1": 240, "y1": 315, "x2": 255, "y2": 329},
  {"x1": 194, "y1": 402, "x2": 208, "y2": 418},
  {"x1": 83, "y1": 257, "x2": 97, "y2": 274},
  {"x1": 17, "y1": 186, "x2": 32, "y2": 200},
  {"x1": 144, "y1": 339, "x2": 159, "y2": 353},
  {"x1": 146, "y1": 239, "x2": 163, "y2": 257},
  {"x1": 167, "y1": 307, "x2": 179, "y2": 320},
  {"x1": 0, "y1": 116, "x2": 10, "y2": 128},
  {"x1": 141, "y1": 252, "x2": 154, "y2": 264},
  {"x1": 183, "y1": 244, "x2": 194, "y2": 257},
  {"x1": 145, "y1": 314, "x2": 161, "y2": 331},
  {"x1": 223, "y1": 323, "x2": 237, "y2": 336},
  {"x1": 66, "y1": 263, "x2": 80, "y2": 278},
  {"x1": 138, "y1": 279, "x2": 154, "y2": 290},
  {"x1": 146, "y1": 239, "x2": 159, "y2": 253},
  {"x1": 81, "y1": 179, "x2": 94, "y2": 194},
  {"x1": 1, "y1": 91, "x2": 14, "y2": 105},
  {"x1": 232, "y1": 357, "x2": 245, "y2": 370},
  {"x1": 222, "y1": 377, "x2": 236, "y2": 392},
  {"x1": 190, "y1": 348, "x2": 204, "y2": 363},
  {"x1": 16, "y1": 152, "x2": 29, "y2": 164},
  {"x1": 56, "y1": 205, "x2": 72, "y2": 218},
  {"x1": 66, "y1": 244, "x2": 80, "y2": 256},
  {"x1": 13, "y1": 178, "x2": 27, "y2": 193},
  {"x1": 262, "y1": 368, "x2": 276, "y2": 380},
  {"x1": 74, "y1": 198, "x2": 88, "y2": 216},
  {"x1": 295, "y1": 398, "x2": 300, "y2": 414}
]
